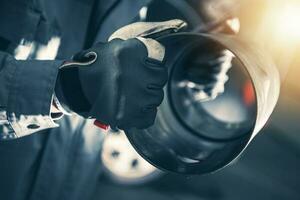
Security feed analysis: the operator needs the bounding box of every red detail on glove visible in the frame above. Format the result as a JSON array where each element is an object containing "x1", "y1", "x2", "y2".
[{"x1": 94, "y1": 120, "x2": 109, "y2": 130}]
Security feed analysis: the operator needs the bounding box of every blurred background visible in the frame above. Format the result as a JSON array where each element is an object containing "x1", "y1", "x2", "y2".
[{"x1": 93, "y1": 0, "x2": 300, "y2": 199}]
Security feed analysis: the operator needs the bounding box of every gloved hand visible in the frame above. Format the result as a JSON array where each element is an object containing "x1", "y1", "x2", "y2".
[{"x1": 56, "y1": 19, "x2": 187, "y2": 129}]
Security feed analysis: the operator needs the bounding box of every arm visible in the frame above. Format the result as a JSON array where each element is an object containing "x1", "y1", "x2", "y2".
[
  {"x1": 0, "y1": 51, "x2": 63, "y2": 140},
  {"x1": 0, "y1": 19, "x2": 186, "y2": 140}
]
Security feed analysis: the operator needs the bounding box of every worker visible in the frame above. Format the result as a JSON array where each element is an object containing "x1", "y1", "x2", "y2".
[{"x1": 0, "y1": 0, "x2": 233, "y2": 199}]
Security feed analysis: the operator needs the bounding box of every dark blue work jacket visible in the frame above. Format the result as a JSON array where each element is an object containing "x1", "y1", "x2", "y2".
[{"x1": 0, "y1": 0, "x2": 149, "y2": 199}]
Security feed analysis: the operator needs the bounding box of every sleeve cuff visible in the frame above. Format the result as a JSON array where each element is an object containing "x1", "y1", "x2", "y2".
[{"x1": 6, "y1": 58, "x2": 63, "y2": 137}]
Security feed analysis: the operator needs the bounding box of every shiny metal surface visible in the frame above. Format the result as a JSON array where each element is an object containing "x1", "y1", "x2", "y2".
[{"x1": 125, "y1": 33, "x2": 280, "y2": 174}]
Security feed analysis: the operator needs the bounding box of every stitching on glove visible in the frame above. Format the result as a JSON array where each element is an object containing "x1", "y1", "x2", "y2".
[{"x1": 59, "y1": 51, "x2": 98, "y2": 69}]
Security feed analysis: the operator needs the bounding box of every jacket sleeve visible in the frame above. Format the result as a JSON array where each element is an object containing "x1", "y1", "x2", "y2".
[{"x1": 0, "y1": 51, "x2": 64, "y2": 140}]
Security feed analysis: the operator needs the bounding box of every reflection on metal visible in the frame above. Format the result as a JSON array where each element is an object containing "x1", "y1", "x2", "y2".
[
  {"x1": 101, "y1": 130, "x2": 161, "y2": 184},
  {"x1": 206, "y1": 33, "x2": 280, "y2": 138},
  {"x1": 125, "y1": 33, "x2": 280, "y2": 174}
]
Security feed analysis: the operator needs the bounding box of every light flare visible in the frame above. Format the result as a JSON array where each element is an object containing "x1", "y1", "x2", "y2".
[{"x1": 274, "y1": 3, "x2": 300, "y2": 43}]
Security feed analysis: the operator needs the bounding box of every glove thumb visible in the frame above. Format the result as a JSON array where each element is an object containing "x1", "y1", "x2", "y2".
[{"x1": 108, "y1": 19, "x2": 187, "y2": 41}]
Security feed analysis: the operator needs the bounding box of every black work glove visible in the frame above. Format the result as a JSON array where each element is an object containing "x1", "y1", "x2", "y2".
[{"x1": 57, "y1": 20, "x2": 187, "y2": 129}]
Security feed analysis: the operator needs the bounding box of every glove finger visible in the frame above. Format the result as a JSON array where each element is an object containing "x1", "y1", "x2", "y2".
[
  {"x1": 145, "y1": 62, "x2": 168, "y2": 87},
  {"x1": 118, "y1": 108, "x2": 157, "y2": 130},
  {"x1": 144, "y1": 88, "x2": 165, "y2": 108}
]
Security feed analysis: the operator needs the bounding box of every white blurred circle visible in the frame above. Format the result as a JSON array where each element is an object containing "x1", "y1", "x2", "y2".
[{"x1": 101, "y1": 130, "x2": 160, "y2": 184}]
